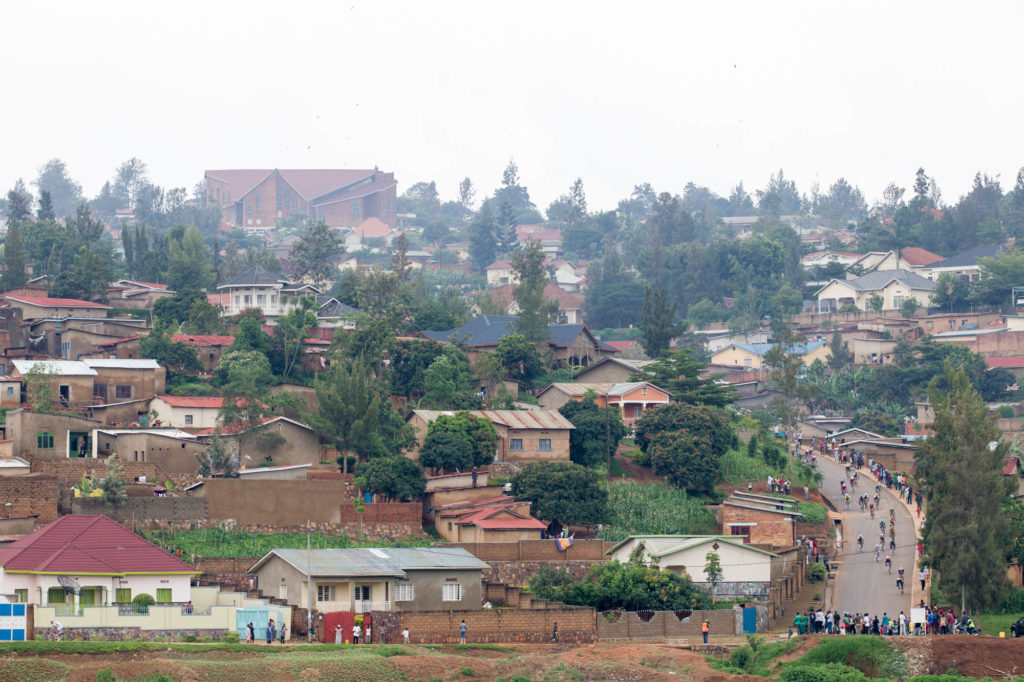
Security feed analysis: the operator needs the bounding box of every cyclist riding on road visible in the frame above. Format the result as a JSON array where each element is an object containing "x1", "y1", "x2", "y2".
[
  {"x1": 884, "y1": 555, "x2": 892, "y2": 573},
  {"x1": 857, "y1": 534, "x2": 864, "y2": 551}
]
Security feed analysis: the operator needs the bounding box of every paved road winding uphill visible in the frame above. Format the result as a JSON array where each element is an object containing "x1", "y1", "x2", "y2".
[{"x1": 817, "y1": 455, "x2": 914, "y2": 619}]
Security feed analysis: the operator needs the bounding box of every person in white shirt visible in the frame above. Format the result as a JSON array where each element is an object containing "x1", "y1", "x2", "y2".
[{"x1": 352, "y1": 623, "x2": 361, "y2": 644}]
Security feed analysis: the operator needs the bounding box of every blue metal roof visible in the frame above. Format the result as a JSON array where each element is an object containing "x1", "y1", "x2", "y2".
[{"x1": 421, "y1": 316, "x2": 609, "y2": 350}]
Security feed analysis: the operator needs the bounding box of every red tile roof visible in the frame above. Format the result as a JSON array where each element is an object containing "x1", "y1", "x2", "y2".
[
  {"x1": 6, "y1": 295, "x2": 111, "y2": 309},
  {"x1": 171, "y1": 334, "x2": 236, "y2": 348},
  {"x1": 354, "y1": 217, "x2": 393, "y2": 238},
  {"x1": 483, "y1": 284, "x2": 582, "y2": 311},
  {"x1": 987, "y1": 356, "x2": 1024, "y2": 369},
  {"x1": 277, "y1": 169, "x2": 380, "y2": 200},
  {"x1": 155, "y1": 395, "x2": 224, "y2": 409},
  {"x1": 0, "y1": 515, "x2": 197, "y2": 574},
  {"x1": 457, "y1": 507, "x2": 546, "y2": 530},
  {"x1": 605, "y1": 340, "x2": 637, "y2": 351},
  {"x1": 485, "y1": 260, "x2": 513, "y2": 270},
  {"x1": 1004, "y1": 457, "x2": 1019, "y2": 476},
  {"x1": 900, "y1": 247, "x2": 944, "y2": 267}
]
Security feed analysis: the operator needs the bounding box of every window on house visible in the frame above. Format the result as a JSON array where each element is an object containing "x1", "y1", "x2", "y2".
[
  {"x1": 247, "y1": 202, "x2": 252, "y2": 216},
  {"x1": 234, "y1": 295, "x2": 240, "y2": 307},
  {"x1": 744, "y1": 358, "x2": 752, "y2": 369},
  {"x1": 115, "y1": 588, "x2": 132, "y2": 603},
  {"x1": 156, "y1": 588, "x2": 172, "y2": 603},
  {"x1": 6, "y1": 386, "x2": 13, "y2": 395},
  {"x1": 255, "y1": 196, "x2": 261, "y2": 211},
  {"x1": 355, "y1": 586, "x2": 371, "y2": 601},
  {"x1": 14, "y1": 589, "x2": 27, "y2": 603},
  {"x1": 351, "y1": 202, "x2": 360, "y2": 217},
  {"x1": 926, "y1": 321, "x2": 933, "y2": 330},
  {"x1": 894, "y1": 296, "x2": 904, "y2": 308},
  {"x1": 395, "y1": 584, "x2": 414, "y2": 601},
  {"x1": 47, "y1": 588, "x2": 66, "y2": 604},
  {"x1": 243, "y1": 295, "x2": 252, "y2": 306},
  {"x1": 509, "y1": 439, "x2": 523, "y2": 451},
  {"x1": 37, "y1": 432, "x2": 54, "y2": 449},
  {"x1": 257, "y1": 294, "x2": 266, "y2": 306},
  {"x1": 271, "y1": 296, "x2": 278, "y2": 306},
  {"x1": 632, "y1": 405, "x2": 643, "y2": 418},
  {"x1": 115, "y1": 385, "x2": 132, "y2": 400},
  {"x1": 442, "y1": 583, "x2": 462, "y2": 602},
  {"x1": 317, "y1": 585, "x2": 335, "y2": 602},
  {"x1": 184, "y1": 415, "x2": 193, "y2": 426},
  {"x1": 538, "y1": 438, "x2": 552, "y2": 451},
  {"x1": 94, "y1": 384, "x2": 108, "y2": 401}
]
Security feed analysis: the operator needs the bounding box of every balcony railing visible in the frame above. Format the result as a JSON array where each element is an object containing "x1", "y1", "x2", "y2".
[
  {"x1": 316, "y1": 600, "x2": 391, "y2": 613},
  {"x1": 48, "y1": 604, "x2": 82, "y2": 617}
]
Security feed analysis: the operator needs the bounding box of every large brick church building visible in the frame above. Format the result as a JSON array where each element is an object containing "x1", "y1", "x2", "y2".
[{"x1": 204, "y1": 168, "x2": 398, "y2": 231}]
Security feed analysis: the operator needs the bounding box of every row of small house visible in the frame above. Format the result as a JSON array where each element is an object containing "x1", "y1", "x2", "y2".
[{"x1": 0, "y1": 510, "x2": 803, "y2": 641}]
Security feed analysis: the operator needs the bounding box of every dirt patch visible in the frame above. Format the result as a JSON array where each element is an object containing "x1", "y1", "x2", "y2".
[
  {"x1": 892, "y1": 635, "x2": 1024, "y2": 678},
  {"x1": 613, "y1": 451, "x2": 663, "y2": 482}
]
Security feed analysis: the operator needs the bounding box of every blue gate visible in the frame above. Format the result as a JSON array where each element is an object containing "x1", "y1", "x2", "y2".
[
  {"x1": 236, "y1": 606, "x2": 286, "y2": 641},
  {"x1": 0, "y1": 602, "x2": 26, "y2": 641},
  {"x1": 742, "y1": 607, "x2": 757, "y2": 634}
]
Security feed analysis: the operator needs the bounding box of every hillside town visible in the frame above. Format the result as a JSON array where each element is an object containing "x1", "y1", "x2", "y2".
[{"x1": 6, "y1": 3, "x2": 1024, "y2": 679}]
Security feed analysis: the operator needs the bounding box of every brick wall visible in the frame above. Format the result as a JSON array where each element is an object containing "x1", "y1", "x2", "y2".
[
  {"x1": 483, "y1": 561, "x2": 601, "y2": 587},
  {"x1": 0, "y1": 474, "x2": 58, "y2": 523},
  {"x1": 72, "y1": 496, "x2": 207, "y2": 524},
  {"x1": 371, "y1": 607, "x2": 597, "y2": 645},
  {"x1": 33, "y1": 459, "x2": 162, "y2": 488},
  {"x1": 720, "y1": 505, "x2": 795, "y2": 549}
]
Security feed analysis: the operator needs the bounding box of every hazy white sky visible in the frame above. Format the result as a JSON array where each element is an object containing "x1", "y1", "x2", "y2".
[{"x1": 3, "y1": 1, "x2": 1023, "y2": 214}]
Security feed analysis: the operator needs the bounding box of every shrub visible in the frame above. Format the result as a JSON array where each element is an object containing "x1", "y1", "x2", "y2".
[
  {"x1": 95, "y1": 670, "x2": 116, "y2": 682},
  {"x1": 221, "y1": 630, "x2": 240, "y2": 643},
  {"x1": 461, "y1": 666, "x2": 475, "y2": 676},
  {"x1": 997, "y1": 587, "x2": 1024, "y2": 614},
  {"x1": 808, "y1": 563, "x2": 827, "y2": 583},
  {"x1": 790, "y1": 636, "x2": 901, "y2": 679},
  {"x1": 779, "y1": 663, "x2": 867, "y2": 682},
  {"x1": 998, "y1": 405, "x2": 1016, "y2": 419},
  {"x1": 797, "y1": 502, "x2": 827, "y2": 525},
  {"x1": 132, "y1": 593, "x2": 155, "y2": 608},
  {"x1": 181, "y1": 634, "x2": 197, "y2": 643}
]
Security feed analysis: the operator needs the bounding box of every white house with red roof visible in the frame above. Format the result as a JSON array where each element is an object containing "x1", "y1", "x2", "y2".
[
  {"x1": 0, "y1": 515, "x2": 198, "y2": 609},
  {"x1": 342, "y1": 217, "x2": 401, "y2": 249},
  {"x1": 150, "y1": 395, "x2": 225, "y2": 429}
]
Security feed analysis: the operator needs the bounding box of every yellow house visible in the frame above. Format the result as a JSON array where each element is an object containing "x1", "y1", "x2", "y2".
[
  {"x1": 709, "y1": 341, "x2": 830, "y2": 370},
  {"x1": 815, "y1": 270, "x2": 935, "y2": 313}
]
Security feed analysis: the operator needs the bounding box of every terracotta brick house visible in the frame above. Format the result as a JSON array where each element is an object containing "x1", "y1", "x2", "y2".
[
  {"x1": 204, "y1": 168, "x2": 398, "y2": 231},
  {"x1": 719, "y1": 491, "x2": 804, "y2": 549},
  {"x1": 407, "y1": 410, "x2": 574, "y2": 463},
  {"x1": 534, "y1": 381, "x2": 671, "y2": 426}
]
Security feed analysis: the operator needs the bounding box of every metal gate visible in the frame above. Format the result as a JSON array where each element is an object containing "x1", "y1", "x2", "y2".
[
  {"x1": 742, "y1": 607, "x2": 757, "y2": 634},
  {"x1": 236, "y1": 606, "x2": 285, "y2": 641},
  {"x1": 0, "y1": 602, "x2": 26, "y2": 641}
]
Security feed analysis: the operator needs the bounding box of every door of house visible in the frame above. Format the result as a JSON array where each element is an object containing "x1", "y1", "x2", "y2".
[{"x1": 742, "y1": 607, "x2": 758, "y2": 633}]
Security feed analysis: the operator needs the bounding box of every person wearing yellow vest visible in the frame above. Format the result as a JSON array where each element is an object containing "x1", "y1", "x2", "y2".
[{"x1": 702, "y1": 619, "x2": 710, "y2": 644}]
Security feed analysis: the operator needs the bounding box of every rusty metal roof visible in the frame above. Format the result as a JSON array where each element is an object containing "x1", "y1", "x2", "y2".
[{"x1": 412, "y1": 410, "x2": 574, "y2": 430}]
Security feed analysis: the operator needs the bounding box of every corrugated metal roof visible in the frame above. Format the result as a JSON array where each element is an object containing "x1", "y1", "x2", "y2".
[
  {"x1": 83, "y1": 359, "x2": 162, "y2": 370},
  {"x1": 11, "y1": 360, "x2": 97, "y2": 376},
  {"x1": 255, "y1": 546, "x2": 489, "y2": 576},
  {"x1": 412, "y1": 409, "x2": 575, "y2": 430}
]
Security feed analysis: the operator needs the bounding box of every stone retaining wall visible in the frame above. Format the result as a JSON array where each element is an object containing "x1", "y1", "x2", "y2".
[{"x1": 34, "y1": 627, "x2": 230, "y2": 642}]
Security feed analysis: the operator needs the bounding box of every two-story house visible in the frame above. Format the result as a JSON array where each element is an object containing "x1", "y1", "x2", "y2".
[{"x1": 216, "y1": 266, "x2": 322, "y2": 319}]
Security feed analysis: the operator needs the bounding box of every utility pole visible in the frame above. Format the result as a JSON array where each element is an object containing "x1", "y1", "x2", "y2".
[{"x1": 605, "y1": 401, "x2": 611, "y2": 480}]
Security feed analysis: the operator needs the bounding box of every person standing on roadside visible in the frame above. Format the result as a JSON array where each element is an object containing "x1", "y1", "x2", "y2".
[
  {"x1": 702, "y1": 618, "x2": 710, "y2": 643},
  {"x1": 459, "y1": 619, "x2": 467, "y2": 644}
]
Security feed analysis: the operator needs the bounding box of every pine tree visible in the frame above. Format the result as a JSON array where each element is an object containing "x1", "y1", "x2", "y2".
[
  {"x1": 915, "y1": 363, "x2": 1013, "y2": 612},
  {"x1": 639, "y1": 286, "x2": 682, "y2": 358},
  {"x1": 512, "y1": 240, "x2": 552, "y2": 343},
  {"x1": 3, "y1": 222, "x2": 27, "y2": 288}
]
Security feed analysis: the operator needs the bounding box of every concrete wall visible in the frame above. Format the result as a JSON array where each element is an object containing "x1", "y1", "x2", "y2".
[
  {"x1": 595, "y1": 607, "x2": 761, "y2": 640},
  {"x1": 8, "y1": 410, "x2": 102, "y2": 461},
  {"x1": 439, "y1": 540, "x2": 612, "y2": 561},
  {"x1": 0, "y1": 474, "x2": 58, "y2": 523},
  {"x1": 222, "y1": 421, "x2": 320, "y2": 467},
  {"x1": 371, "y1": 606, "x2": 597, "y2": 644},
  {"x1": 91, "y1": 367, "x2": 166, "y2": 402},
  {"x1": 107, "y1": 433, "x2": 206, "y2": 474},
  {"x1": 501, "y1": 426, "x2": 571, "y2": 463},
  {"x1": 32, "y1": 458, "x2": 162, "y2": 488}
]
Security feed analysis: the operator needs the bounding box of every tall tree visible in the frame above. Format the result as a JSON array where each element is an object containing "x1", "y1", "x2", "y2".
[
  {"x1": 468, "y1": 205, "x2": 498, "y2": 274},
  {"x1": 5, "y1": 180, "x2": 33, "y2": 228},
  {"x1": 756, "y1": 169, "x2": 802, "y2": 216},
  {"x1": 457, "y1": 177, "x2": 476, "y2": 212},
  {"x1": 558, "y1": 391, "x2": 627, "y2": 468},
  {"x1": 639, "y1": 286, "x2": 683, "y2": 358},
  {"x1": 512, "y1": 240, "x2": 553, "y2": 343},
  {"x1": 166, "y1": 226, "x2": 214, "y2": 291},
  {"x1": 111, "y1": 157, "x2": 151, "y2": 211},
  {"x1": 34, "y1": 158, "x2": 82, "y2": 218},
  {"x1": 3, "y1": 221, "x2": 26, "y2": 288},
  {"x1": 826, "y1": 329, "x2": 854, "y2": 371},
  {"x1": 289, "y1": 220, "x2": 345, "y2": 288},
  {"x1": 915, "y1": 363, "x2": 1013, "y2": 612},
  {"x1": 36, "y1": 190, "x2": 55, "y2": 221}
]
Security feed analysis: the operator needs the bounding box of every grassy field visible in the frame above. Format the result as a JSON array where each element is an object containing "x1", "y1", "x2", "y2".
[
  {"x1": 140, "y1": 527, "x2": 429, "y2": 559},
  {"x1": 597, "y1": 480, "x2": 717, "y2": 542},
  {"x1": 976, "y1": 611, "x2": 1020, "y2": 637}
]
